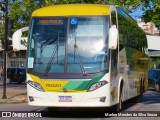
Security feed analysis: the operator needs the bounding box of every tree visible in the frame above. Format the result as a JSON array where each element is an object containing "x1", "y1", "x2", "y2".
[
  {"x1": 0, "y1": 15, "x2": 5, "y2": 49},
  {"x1": 8, "y1": 0, "x2": 102, "y2": 32},
  {"x1": 0, "y1": 0, "x2": 6, "y2": 48},
  {"x1": 8, "y1": 0, "x2": 159, "y2": 33},
  {"x1": 142, "y1": 1, "x2": 160, "y2": 29},
  {"x1": 9, "y1": 0, "x2": 44, "y2": 33}
]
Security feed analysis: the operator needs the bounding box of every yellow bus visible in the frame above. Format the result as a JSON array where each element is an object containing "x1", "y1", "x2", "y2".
[{"x1": 13, "y1": 4, "x2": 148, "y2": 111}]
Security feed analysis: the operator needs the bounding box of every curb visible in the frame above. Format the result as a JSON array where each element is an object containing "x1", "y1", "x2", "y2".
[{"x1": 0, "y1": 93, "x2": 27, "y2": 104}]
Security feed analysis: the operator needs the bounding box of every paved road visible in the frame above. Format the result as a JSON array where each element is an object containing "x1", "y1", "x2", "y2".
[{"x1": 0, "y1": 89, "x2": 160, "y2": 120}]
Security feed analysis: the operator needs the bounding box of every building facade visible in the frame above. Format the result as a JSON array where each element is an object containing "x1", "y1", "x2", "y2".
[{"x1": 0, "y1": 37, "x2": 27, "y2": 68}]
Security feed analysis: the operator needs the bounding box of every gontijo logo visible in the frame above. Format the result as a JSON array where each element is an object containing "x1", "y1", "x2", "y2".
[
  {"x1": 42, "y1": 80, "x2": 68, "y2": 91},
  {"x1": 46, "y1": 84, "x2": 61, "y2": 87}
]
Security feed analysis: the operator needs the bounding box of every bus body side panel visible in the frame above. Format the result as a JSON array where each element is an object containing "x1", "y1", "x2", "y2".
[{"x1": 117, "y1": 6, "x2": 148, "y2": 102}]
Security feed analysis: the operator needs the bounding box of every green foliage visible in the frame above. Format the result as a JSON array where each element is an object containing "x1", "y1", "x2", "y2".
[
  {"x1": 0, "y1": 16, "x2": 5, "y2": 47},
  {"x1": 156, "y1": 59, "x2": 160, "y2": 67},
  {"x1": 142, "y1": 1, "x2": 160, "y2": 28},
  {"x1": 5, "y1": 0, "x2": 160, "y2": 35},
  {"x1": 0, "y1": 0, "x2": 5, "y2": 47},
  {"x1": 9, "y1": 0, "x2": 43, "y2": 32},
  {"x1": 8, "y1": 0, "x2": 106, "y2": 32},
  {"x1": 148, "y1": 58, "x2": 153, "y2": 69},
  {"x1": 148, "y1": 58, "x2": 160, "y2": 69},
  {"x1": 125, "y1": 0, "x2": 150, "y2": 9}
]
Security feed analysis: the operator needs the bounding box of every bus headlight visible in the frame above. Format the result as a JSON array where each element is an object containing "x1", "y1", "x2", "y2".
[
  {"x1": 87, "y1": 81, "x2": 108, "y2": 92},
  {"x1": 27, "y1": 80, "x2": 44, "y2": 92}
]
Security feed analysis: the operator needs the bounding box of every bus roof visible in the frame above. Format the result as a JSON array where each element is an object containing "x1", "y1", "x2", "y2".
[{"x1": 32, "y1": 4, "x2": 111, "y2": 17}]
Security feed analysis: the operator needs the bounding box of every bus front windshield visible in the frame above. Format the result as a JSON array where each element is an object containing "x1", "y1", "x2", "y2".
[{"x1": 28, "y1": 17, "x2": 109, "y2": 74}]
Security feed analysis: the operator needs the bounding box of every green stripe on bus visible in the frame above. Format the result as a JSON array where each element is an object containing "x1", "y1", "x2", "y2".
[
  {"x1": 85, "y1": 74, "x2": 105, "y2": 90},
  {"x1": 60, "y1": 74, "x2": 105, "y2": 91}
]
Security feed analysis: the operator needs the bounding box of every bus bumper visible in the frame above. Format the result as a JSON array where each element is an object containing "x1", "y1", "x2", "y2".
[{"x1": 27, "y1": 84, "x2": 113, "y2": 107}]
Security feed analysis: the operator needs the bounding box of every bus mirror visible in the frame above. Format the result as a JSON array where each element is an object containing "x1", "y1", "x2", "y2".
[
  {"x1": 108, "y1": 25, "x2": 118, "y2": 49},
  {"x1": 12, "y1": 26, "x2": 29, "y2": 51},
  {"x1": 12, "y1": 30, "x2": 22, "y2": 51}
]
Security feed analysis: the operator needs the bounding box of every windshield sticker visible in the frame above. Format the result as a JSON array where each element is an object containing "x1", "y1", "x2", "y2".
[
  {"x1": 70, "y1": 18, "x2": 78, "y2": 25},
  {"x1": 28, "y1": 57, "x2": 34, "y2": 68},
  {"x1": 39, "y1": 20, "x2": 63, "y2": 25}
]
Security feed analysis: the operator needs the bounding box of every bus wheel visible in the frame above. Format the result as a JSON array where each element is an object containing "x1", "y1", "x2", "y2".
[
  {"x1": 137, "y1": 81, "x2": 143, "y2": 103},
  {"x1": 116, "y1": 86, "x2": 123, "y2": 112},
  {"x1": 118, "y1": 93, "x2": 123, "y2": 111},
  {"x1": 140, "y1": 82, "x2": 143, "y2": 102},
  {"x1": 155, "y1": 82, "x2": 160, "y2": 92},
  {"x1": 142, "y1": 80, "x2": 145, "y2": 93}
]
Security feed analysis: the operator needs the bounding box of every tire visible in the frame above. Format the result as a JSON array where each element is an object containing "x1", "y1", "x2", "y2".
[
  {"x1": 117, "y1": 92, "x2": 123, "y2": 112},
  {"x1": 116, "y1": 83, "x2": 123, "y2": 112},
  {"x1": 142, "y1": 80, "x2": 145, "y2": 93},
  {"x1": 137, "y1": 81, "x2": 143, "y2": 103},
  {"x1": 140, "y1": 81, "x2": 143, "y2": 95}
]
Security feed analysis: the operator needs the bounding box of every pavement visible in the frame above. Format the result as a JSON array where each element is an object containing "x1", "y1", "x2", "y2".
[{"x1": 0, "y1": 83, "x2": 27, "y2": 104}]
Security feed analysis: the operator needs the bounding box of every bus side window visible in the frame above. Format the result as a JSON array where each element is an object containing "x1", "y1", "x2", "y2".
[
  {"x1": 111, "y1": 48, "x2": 118, "y2": 81},
  {"x1": 111, "y1": 48, "x2": 118, "y2": 68}
]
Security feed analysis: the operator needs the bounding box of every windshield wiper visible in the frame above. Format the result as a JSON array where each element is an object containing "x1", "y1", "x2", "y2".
[
  {"x1": 74, "y1": 35, "x2": 87, "y2": 76},
  {"x1": 41, "y1": 35, "x2": 58, "y2": 53},
  {"x1": 44, "y1": 45, "x2": 58, "y2": 76},
  {"x1": 44, "y1": 34, "x2": 59, "y2": 76}
]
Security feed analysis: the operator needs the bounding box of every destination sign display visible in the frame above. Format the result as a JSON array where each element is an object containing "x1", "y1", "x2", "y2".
[{"x1": 39, "y1": 20, "x2": 63, "y2": 25}]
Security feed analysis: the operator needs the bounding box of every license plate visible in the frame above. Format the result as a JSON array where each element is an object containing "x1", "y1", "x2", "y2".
[{"x1": 58, "y1": 96, "x2": 72, "y2": 102}]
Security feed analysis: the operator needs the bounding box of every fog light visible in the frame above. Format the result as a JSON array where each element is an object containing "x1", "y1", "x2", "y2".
[
  {"x1": 29, "y1": 96, "x2": 34, "y2": 102},
  {"x1": 100, "y1": 97, "x2": 106, "y2": 102}
]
